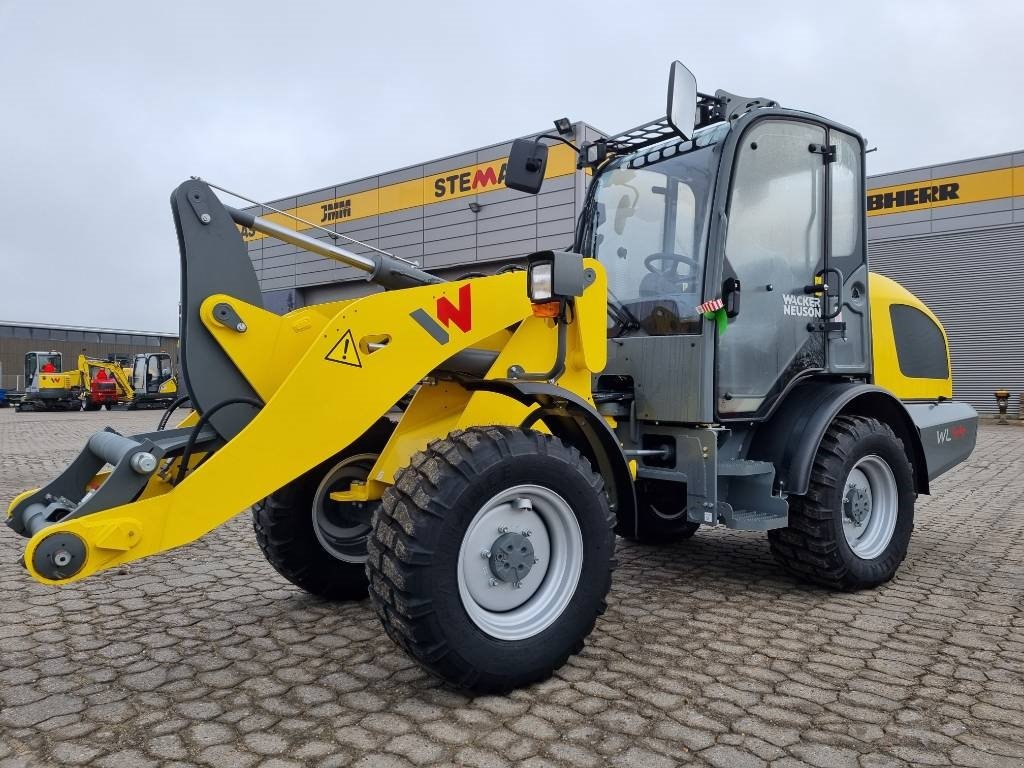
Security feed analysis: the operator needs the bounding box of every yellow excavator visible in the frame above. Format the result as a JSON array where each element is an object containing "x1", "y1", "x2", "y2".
[
  {"x1": 129, "y1": 352, "x2": 178, "y2": 408},
  {"x1": 7, "y1": 62, "x2": 977, "y2": 692},
  {"x1": 15, "y1": 351, "x2": 80, "y2": 411},
  {"x1": 15, "y1": 352, "x2": 177, "y2": 411},
  {"x1": 79, "y1": 355, "x2": 133, "y2": 411}
]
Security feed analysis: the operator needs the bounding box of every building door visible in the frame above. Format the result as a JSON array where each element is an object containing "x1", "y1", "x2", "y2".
[{"x1": 717, "y1": 120, "x2": 828, "y2": 418}]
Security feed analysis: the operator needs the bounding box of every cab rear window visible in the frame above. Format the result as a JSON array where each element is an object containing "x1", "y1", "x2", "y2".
[{"x1": 889, "y1": 304, "x2": 949, "y2": 379}]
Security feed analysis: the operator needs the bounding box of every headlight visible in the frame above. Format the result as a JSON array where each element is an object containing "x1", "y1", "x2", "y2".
[{"x1": 528, "y1": 262, "x2": 554, "y2": 302}]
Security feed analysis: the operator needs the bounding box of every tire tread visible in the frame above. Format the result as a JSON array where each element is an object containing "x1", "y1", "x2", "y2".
[{"x1": 366, "y1": 425, "x2": 616, "y2": 693}]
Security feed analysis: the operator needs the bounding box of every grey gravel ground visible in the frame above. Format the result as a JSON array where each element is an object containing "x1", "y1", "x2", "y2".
[{"x1": 0, "y1": 408, "x2": 1022, "y2": 768}]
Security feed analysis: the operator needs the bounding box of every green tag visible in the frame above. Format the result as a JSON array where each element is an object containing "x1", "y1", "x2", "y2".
[{"x1": 703, "y1": 308, "x2": 729, "y2": 335}]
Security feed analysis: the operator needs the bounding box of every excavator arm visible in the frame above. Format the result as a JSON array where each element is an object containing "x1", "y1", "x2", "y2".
[{"x1": 78, "y1": 354, "x2": 134, "y2": 402}]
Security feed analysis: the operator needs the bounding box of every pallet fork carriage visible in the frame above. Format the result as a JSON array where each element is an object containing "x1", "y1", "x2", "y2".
[{"x1": 7, "y1": 62, "x2": 977, "y2": 692}]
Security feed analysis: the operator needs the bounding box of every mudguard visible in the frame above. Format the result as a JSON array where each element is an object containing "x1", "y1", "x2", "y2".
[
  {"x1": 462, "y1": 379, "x2": 637, "y2": 536},
  {"x1": 749, "y1": 379, "x2": 934, "y2": 496}
]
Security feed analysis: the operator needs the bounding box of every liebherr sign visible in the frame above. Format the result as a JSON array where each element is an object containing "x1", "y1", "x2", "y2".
[{"x1": 865, "y1": 166, "x2": 1022, "y2": 217}]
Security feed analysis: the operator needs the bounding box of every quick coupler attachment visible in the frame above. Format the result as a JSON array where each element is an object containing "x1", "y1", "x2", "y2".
[{"x1": 7, "y1": 425, "x2": 216, "y2": 581}]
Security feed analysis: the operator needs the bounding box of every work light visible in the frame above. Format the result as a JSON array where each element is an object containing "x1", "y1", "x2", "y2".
[{"x1": 528, "y1": 261, "x2": 554, "y2": 302}]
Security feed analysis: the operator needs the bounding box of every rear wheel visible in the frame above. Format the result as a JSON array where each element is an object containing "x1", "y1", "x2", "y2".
[
  {"x1": 367, "y1": 426, "x2": 616, "y2": 692},
  {"x1": 252, "y1": 419, "x2": 394, "y2": 601},
  {"x1": 768, "y1": 415, "x2": 915, "y2": 590},
  {"x1": 623, "y1": 478, "x2": 700, "y2": 543}
]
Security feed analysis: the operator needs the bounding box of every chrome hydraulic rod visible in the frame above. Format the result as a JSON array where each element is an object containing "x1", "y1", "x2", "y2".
[{"x1": 226, "y1": 206, "x2": 443, "y2": 290}]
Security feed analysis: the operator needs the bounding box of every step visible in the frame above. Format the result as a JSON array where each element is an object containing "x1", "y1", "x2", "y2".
[
  {"x1": 718, "y1": 459, "x2": 776, "y2": 477},
  {"x1": 721, "y1": 507, "x2": 788, "y2": 531}
]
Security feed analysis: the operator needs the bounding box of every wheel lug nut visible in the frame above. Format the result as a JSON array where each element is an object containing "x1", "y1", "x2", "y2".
[
  {"x1": 522, "y1": 529, "x2": 531, "y2": 537},
  {"x1": 488, "y1": 578, "x2": 498, "y2": 587},
  {"x1": 480, "y1": 548, "x2": 491, "y2": 559},
  {"x1": 513, "y1": 581, "x2": 522, "y2": 589},
  {"x1": 498, "y1": 526, "x2": 509, "y2": 534}
]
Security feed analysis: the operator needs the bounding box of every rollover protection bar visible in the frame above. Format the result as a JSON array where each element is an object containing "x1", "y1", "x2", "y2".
[{"x1": 226, "y1": 206, "x2": 444, "y2": 291}]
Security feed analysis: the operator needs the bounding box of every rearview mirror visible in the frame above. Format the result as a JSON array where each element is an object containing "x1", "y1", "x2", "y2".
[
  {"x1": 667, "y1": 61, "x2": 698, "y2": 140},
  {"x1": 505, "y1": 138, "x2": 549, "y2": 194}
]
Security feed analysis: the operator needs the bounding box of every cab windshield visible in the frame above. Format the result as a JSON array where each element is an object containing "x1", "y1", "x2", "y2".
[{"x1": 584, "y1": 124, "x2": 725, "y2": 336}]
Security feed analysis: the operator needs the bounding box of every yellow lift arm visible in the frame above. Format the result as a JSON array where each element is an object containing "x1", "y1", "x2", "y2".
[{"x1": 7, "y1": 179, "x2": 610, "y2": 585}]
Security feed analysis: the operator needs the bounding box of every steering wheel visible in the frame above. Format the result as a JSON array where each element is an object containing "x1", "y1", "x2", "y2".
[
  {"x1": 644, "y1": 252, "x2": 700, "y2": 291},
  {"x1": 644, "y1": 252, "x2": 699, "y2": 275}
]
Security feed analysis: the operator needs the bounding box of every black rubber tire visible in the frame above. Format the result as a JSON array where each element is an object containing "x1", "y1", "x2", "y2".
[
  {"x1": 252, "y1": 419, "x2": 394, "y2": 601},
  {"x1": 622, "y1": 478, "x2": 700, "y2": 544},
  {"x1": 767, "y1": 415, "x2": 915, "y2": 590},
  {"x1": 366, "y1": 426, "x2": 616, "y2": 693}
]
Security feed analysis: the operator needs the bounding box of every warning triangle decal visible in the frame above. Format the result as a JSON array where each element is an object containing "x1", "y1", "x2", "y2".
[{"x1": 325, "y1": 329, "x2": 362, "y2": 367}]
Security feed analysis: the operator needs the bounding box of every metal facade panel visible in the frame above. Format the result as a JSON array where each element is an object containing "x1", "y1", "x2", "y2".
[
  {"x1": 478, "y1": 239, "x2": 536, "y2": 262},
  {"x1": 929, "y1": 154, "x2": 1013, "y2": 177},
  {"x1": 424, "y1": 247, "x2": 477, "y2": 268},
  {"x1": 477, "y1": 196, "x2": 537, "y2": 219},
  {"x1": 297, "y1": 187, "x2": 337, "y2": 206},
  {"x1": 248, "y1": 124, "x2": 597, "y2": 297},
  {"x1": 378, "y1": 230, "x2": 424, "y2": 250},
  {"x1": 931, "y1": 211, "x2": 1013, "y2": 233},
  {"x1": 424, "y1": 152, "x2": 478, "y2": 175},
  {"x1": 867, "y1": 208, "x2": 932, "y2": 228},
  {"x1": 478, "y1": 224, "x2": 535, "y2": 247},
  {"x1": 931, "y1": 198, "x2": 1013, "y2": 219},
  {"x1": 869, "y1": 168, "x2": 930, "y2": 187},
  {"x1": 537, "y1": 233, "x2": 574, "y2": 251},
  {"x1": 423, "y1": 234, "x2": 476, "y2": 255},
  {"x1": 424, "y1": 221, "x2": 476, "y2": 242},
  {"x1": 476, "y1": 210, "x2": 537, "y2": 234},
  {"x1": 423, "y1": 208, "x2": 476, "y2": 230},
  {"x1": 869, "y1": 224, "x2": 1024, "y2": 416}
]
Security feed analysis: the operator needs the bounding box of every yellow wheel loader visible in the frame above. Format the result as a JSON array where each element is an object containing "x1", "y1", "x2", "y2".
[{"x1": 7, "y1": 63, "x2": 977, "y2": 692}]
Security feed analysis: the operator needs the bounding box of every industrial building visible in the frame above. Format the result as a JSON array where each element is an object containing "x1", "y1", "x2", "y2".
[
  {"x1": 242, "y1": 132, "x2": 1023, "y2": 417},
  {"x1": 866, "y1": 151, "x2": 1024, "y2": 416},
  {"x1": 0, "y1": 321, "x2": 178, "y2": 392}
]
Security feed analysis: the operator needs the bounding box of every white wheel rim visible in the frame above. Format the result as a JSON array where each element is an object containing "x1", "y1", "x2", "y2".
[
  {"x1": 842, "y1": 454, "x2": 898, "y2": 560},
  {"x1": 457, "y1": 484, "x2": 583, "y2": 641}
]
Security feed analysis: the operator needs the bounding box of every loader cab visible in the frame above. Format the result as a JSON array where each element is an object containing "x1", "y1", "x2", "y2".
[
  {"x1": 584, "y1": 109, "x2": 871, "y2": 423},
  {"x1": 25, "y1": 352, "x2": 62, "y2": 392}
]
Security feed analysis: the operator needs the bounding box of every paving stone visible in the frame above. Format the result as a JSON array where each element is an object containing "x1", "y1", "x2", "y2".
[
  {"x1": 701, "y1": 744, "x2": 767, "y2": 768},
  {"x1": 1, "y1": 412, "x2": 1023, "y2": 768}
]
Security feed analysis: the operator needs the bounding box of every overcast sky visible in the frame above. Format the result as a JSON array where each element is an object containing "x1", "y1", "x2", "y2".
[{"x1": 0, "y1": 0, "x2": 1020, "y2": 331}]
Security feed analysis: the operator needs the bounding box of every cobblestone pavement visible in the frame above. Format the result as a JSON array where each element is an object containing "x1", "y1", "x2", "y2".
[{"x1": 0, "y1": 409, "x2": 1022, "y2": 768}]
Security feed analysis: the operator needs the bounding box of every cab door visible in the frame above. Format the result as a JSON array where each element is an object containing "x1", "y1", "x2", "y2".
[
  {"x1": 716, "y1": 119, "x2": 827, "y2": 418},
  {"x1": 25, "y1": 353, "x2": 37, "y2": 390},
  {"x1": 132, "y1": 356, "x2": 147, "y2": 394}
]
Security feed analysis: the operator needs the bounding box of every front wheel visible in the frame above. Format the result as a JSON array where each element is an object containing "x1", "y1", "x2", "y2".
[
  {"x1": 367, "y1": 426, "x2": 616, "y2": 692},
  {"x1": 768, "y1": 415, "x2": 915, "y2": 590}
]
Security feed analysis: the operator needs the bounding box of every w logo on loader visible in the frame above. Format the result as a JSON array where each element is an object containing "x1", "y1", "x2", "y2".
[{"x1": 411, "y1": 284, "x2": 472, "y2": 344}]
